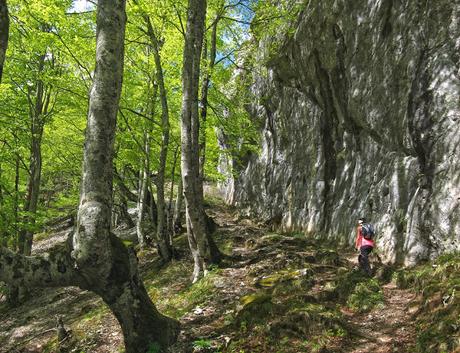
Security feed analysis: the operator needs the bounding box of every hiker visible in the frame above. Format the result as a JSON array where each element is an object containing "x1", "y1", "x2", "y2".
[{"x1": 355, "y1": 217, "x2": 374, "y2": 275}]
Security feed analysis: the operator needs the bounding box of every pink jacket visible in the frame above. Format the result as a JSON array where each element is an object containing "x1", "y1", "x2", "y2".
[{"x1": 356, "y1": 225, "x2": 374, "y2": 248}]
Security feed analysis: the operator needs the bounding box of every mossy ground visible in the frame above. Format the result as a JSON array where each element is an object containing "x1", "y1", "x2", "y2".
[{"x1": 0, "y1": 198, "x2": 457, "y2": 353}]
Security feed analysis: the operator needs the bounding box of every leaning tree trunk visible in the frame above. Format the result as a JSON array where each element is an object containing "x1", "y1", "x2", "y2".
[
  {"x1": 0, "y1": 0, "x2": 8, "y2": 84},
  {"x1": 180, "y1": 0, "x2": 221, "y2": 283},
  {"x1": 70, "y1": 0, "x2": 179, "y2": 351}
]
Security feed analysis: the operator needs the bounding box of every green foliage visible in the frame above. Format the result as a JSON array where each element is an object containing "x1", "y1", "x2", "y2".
[
  {"x1": 0, "y1": 0, "x2": 92, "y2": 244},
  {"x1": 333, "y1": 268, "x2": 370, "y2": 302},
  {"x1": 193, "y1": 338, "x2": 213, "y2": 349},
  {"x1": 147, "y1": 264, "x2": 221, "y2": 319},
  {"x1": 0, "y1": 0, "x2": 262, "y2": 245},
  {"x1": 347, "y1": 278, "x2": 385, "y2": 313},
  {"x1": 251, "y1": 0, "x2": 306, "y2": 58}
]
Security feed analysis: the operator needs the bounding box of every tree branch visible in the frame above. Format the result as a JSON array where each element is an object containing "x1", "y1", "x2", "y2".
[
  {"x1": 0, "y1": 235, "x2": 81, "y2": 289},
  {"x1": 52, "y1": 31, "x2": 93, "y2": 85}
]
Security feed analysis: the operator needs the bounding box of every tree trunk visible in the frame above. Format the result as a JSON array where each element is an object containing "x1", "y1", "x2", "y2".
[
  {"x1": 180, "y1": 0, "x2": 221, "y2": 283},
  {"x1": 71, "y1": 0, "x2": 179, "y2": 351},
  {"x1": 136, "y1": 133, "x2": 150, "y2": 248},
  {"x1": 199, "y1": 16, "x2": 219, "y2": 178},
  {"x1": 119, "y1": 194, "x2": 135, "y2": 228},
  {"x1": 147, "y1": 185, "x2": 158, "y2": 228},
  {"x1": 144, "y1": 15, "x2": 172, "y2": 261},
  {"x1": 168, "y1": 146, "x2": 180, "y2": 236},
  {"x1": 13, "y1": 149, "x2": 19, "y2": 250},
  {"x1": 173, "y1": 177, "x2": 184, "y2": 235},
  {"x1": 21, "y1": 128, "x2": 43, "y2": 255},
  {"x1": 0, "y1": 0, "x2": 8, "y2": 84},
  {"x1": 7, "y1": 148, "x2": 21, "y2": 307}
]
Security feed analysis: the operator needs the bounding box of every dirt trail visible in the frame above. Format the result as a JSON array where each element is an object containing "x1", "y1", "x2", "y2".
[
  {"x1": 344, "y1": 283, "x2": 418, "y2": 353},
  {"x1": 338, "y1": 256, "x2": 419, "y2": 353}
]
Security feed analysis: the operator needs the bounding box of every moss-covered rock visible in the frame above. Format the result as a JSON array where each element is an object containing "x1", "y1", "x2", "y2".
[
  {"x1": 255, "y1": 268, "x2": 314, "y2": 288},
  {"x1": 235, "y1": 292, "x2": 275, "y2": 326}
]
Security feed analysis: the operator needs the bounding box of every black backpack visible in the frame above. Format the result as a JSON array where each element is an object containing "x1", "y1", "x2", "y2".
[{"x1": 361, "y1": 223, "x2": 375, "y2": 240}]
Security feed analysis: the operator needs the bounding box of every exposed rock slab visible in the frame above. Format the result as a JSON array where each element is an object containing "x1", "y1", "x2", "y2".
[{"x1": 223, "y1": 0, "x2": 460, "y2": 265}]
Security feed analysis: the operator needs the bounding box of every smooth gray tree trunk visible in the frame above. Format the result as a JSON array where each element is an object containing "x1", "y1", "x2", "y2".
[
  {"x1": 173, "y1": 177, "x2": 184, "y2": 235},
  {"x1": 168, "y1": 146, "x2": 180, "y2": 236},
  {"x1": 136, "y1": 77, "x2": 161, "y2": 250},
  {"x1": 180, "y1": 0, "x2": 221, "y2": 283},
  {"x1": 72, "y1": 1, "x2": 179, "y2": 351}
]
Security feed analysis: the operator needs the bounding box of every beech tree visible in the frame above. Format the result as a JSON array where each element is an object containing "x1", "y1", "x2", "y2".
[
  {"x1": 0, "y1": 0, "x2": 179, "y2": 351},
  {"x1": 144, "y1": 13, "x2": 174, "y2": 261},
  {"x1": 181, "y1": 0, "x2": 222, "y2": 283}
]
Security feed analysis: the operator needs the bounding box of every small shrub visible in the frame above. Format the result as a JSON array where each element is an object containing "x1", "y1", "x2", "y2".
[{"x1": 193, "y1": 338, "x2": 212, "y2": 349}]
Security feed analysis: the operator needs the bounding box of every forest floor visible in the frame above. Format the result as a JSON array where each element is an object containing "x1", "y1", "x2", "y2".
[{"x1": 0, "y1": 199, "x2": 422, "y2": 353}]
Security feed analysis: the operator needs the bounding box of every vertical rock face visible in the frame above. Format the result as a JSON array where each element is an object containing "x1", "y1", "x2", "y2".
[{"x1": 226, "y1": 0, "x2": 460, "y2": 265}]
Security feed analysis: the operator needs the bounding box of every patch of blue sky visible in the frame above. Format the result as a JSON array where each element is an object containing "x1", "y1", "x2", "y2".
[
  {"x1": 215, "y1": 0, "x2": 255, "y2": 67},
  {"x1": 69, "y1": 0, "x2": 95, "y2": 13}
]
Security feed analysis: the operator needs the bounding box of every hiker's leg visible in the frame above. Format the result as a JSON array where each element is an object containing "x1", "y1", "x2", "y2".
[
  {"x1": 360, "y1": 246, "x2": 372, "y2": 275},
  {"x1": 366, "y1": 247, "x2": 373, "y2": 275}
]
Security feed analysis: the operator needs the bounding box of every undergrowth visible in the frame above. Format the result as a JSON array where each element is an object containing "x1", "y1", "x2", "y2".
[
  {"x1": 347, "y1": 278, "x2": 385, "y2": 313},
  {"x1": 395, "y1": 252, "x2": 460, "y2": 353},
  {"x1": 147, "y1": 263, "x2": 221, "y2": 319}
]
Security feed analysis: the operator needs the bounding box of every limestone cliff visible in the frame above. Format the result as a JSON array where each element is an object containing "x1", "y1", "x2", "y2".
[{"x1": 222, "y1": 0, "x2": 460, "y2": 265}]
